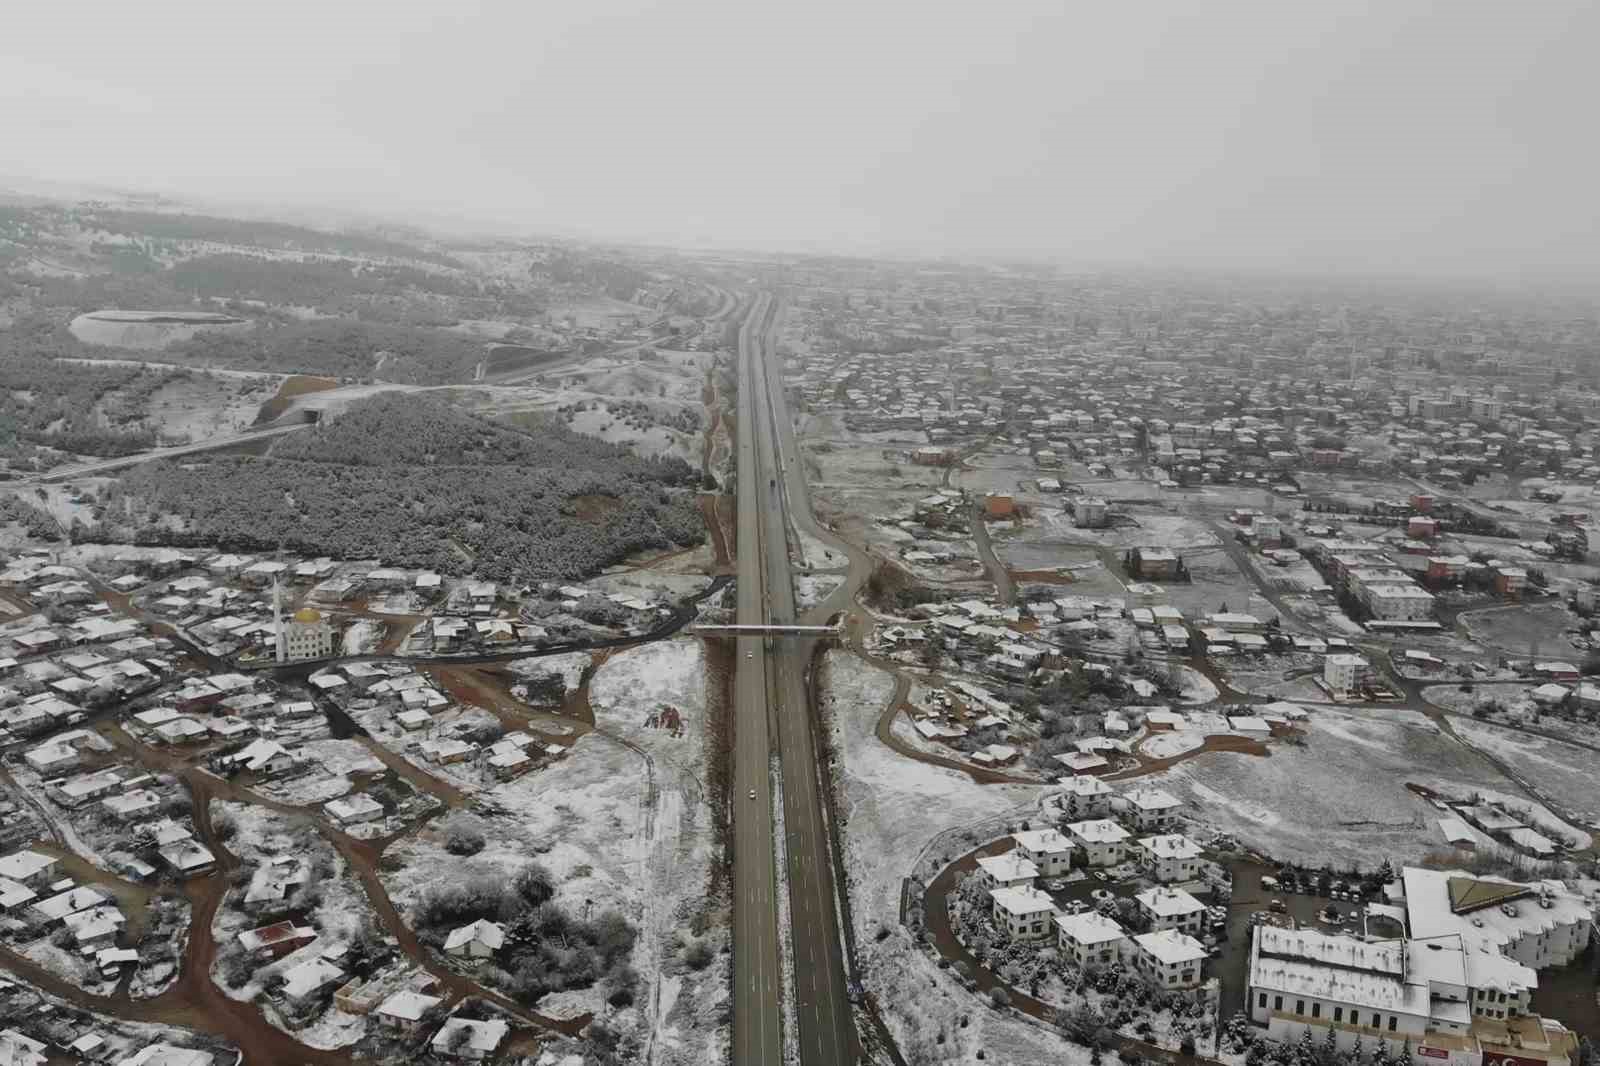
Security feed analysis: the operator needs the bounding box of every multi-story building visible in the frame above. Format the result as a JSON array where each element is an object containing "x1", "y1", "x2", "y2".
[
  {"x1": 1055, "y1": 911, "x2": 1128, "y2": 968},
  {"x1": 1011, "y1": 828, "x2": 1074, "y2": 877},
  {"x1": 975, "y1": 850, "x2": 1038, "y2": 890},
  {"x1": 1323, "y1": 653, "x2": 1371, "y2": 697},
  {"x1": 1247, "y1": 921, "x2": 1575, "y2": 1066},
  {"x1": 1055, "y1": 776, "x2": 1114, "y2": 820},
  {"x1": 1135, "y1": 886, "x2": 1206, "y2": 934},
  {"x1": 989, "y1": 885, "x2": 1058, "y2": 941},
  {"x1": 1074, "y1": 497, "x2": 1109, "y2": 528},
  {"x1": 1122, "y1": 787, "x2": 1183, "y2": 832},
  {"x1": 1134, "y1": 834, "x2": 1205, "y2": 883},
  {"x1": 1365, "y1": 583, "x2": 1436, "y2": 622},
  {"x1": 1134, "y1": 929, "x2": 1207, "y2": 989},
  {"x1": 1066, "y1": 819, "x2": 1131, "y2": 867},
  {"x1": 1398, "y1": 867, "x2": 1593, "y2": 971}
]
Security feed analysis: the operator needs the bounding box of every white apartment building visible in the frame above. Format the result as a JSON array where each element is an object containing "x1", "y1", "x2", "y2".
[
  {"x1": 1066, "y1": 819, "x2": 1131, "y2": 867},
  {"x1": 1134, "y1": 929, "x2": 1207, "y2": 989},
  {"x1": 1135, "y1": 886, "x2": 1206, "y2": 934},
  {"x1": 1398, "y1": 867, "x2": 1593, "y2": 971},
  {"x1": 1365, "y1": 583, "x2": 1436, "y2": 622},
  {"x1": 989, "y1": 885, "x2": 1058, "y2": 941},
  {"x1": 1055, "y1": 911, "x2": 1128, "y2": 968},
  {"x1": 1074, "y1": 497, "x2": 1109, "y2": 528},
  {"x1": 1012, "y1": 828, "x2": 1074, "y2": 877},
  {"x1": 1247, "y1": 921, "x2": 1573, "y2": 1066},
  {"x1": 1134, "y1": 834, "x2": 1205, "y2": 883},
  {"x1": 1323, "y1": 653, "x2": 1370, "y2": 697}
]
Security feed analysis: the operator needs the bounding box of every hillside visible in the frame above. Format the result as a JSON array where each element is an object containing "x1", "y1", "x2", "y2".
[{"x1": 91, "y1": 394, "x2": 703, "y2": 581}]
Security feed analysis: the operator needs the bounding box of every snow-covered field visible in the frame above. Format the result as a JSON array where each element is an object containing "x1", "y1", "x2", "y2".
[
  {"x1": 1446, "y1": 717, "x2": 1600, "y2": 830},
  {"x1": 386, "y1": 638, "x2": 724, "y2": 1059},
  {"x1": 822, "y1": 650, "x2": 1075, "y2": 1062},
  {"x1": 1152, "y1": 710, "x2": 1523, "y2": 866}
]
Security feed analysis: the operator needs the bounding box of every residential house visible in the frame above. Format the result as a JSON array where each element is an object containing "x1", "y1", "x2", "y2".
[
  {"x1": 1054, "y1": 911, "x2": 1128, "y2": 968},
  {"x1": 1135, "y1": 887, "x2": 1206, "y2": 934},
  {"x1": 1133, "y1": 929, "x2": 1207, "y2": 988},
  {"x1": 1135, "y1": 834, "x2": 1205, "y2": 883},
  {"x1": 1011, "y1": 828, "x2": 1074, "y2": 877},
  {"x1": 431, "y1": 1018, "x2": 509, "y2": 1061},
  {"x1": 1055, "y1": 776, "x2": 1114, "y2": 820},
  {"x1": 374, "y1": 989, "x2": 442, "y2": 1034},
  {"x1": 989, "y1": 885, "x2": 1058, "y2": 941},
  {"x1": 1122, "y1": 788, "x2": 1183, "y2": 831},
  {"x1": 443, "y1": 919, "x2": 504, "y2": 960},
  {"x1": 974, "y1": 851, "x2": 1038, "y2": 890},
  {"x1": 1066, "y1": 819, "x2": 1131, "y2": 867},
  {"x1": 324, "y1": 794, "x2": 385, "y2": 826}
]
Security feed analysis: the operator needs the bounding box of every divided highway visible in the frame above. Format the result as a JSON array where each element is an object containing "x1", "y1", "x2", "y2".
[{"x1": 733, "y1": 292, "x2": 858, "y2": 1065}]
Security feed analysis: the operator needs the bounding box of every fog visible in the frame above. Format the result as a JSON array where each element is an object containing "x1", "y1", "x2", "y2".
[{"x1": 4, "y1": 0, "x2": 1596, "y2": 275}]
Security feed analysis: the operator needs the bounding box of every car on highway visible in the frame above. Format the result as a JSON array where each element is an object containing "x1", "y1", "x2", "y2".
[
  {"x1": 746, "y1": 652, "x2": 753, "y2": 659},
  {"x1": 747, "y1": 788, "x2": 756, "y2": 800}
]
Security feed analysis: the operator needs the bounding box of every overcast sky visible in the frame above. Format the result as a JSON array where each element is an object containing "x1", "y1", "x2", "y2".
[{"x1": 4, "y1": 1, "x2": 1596, "y2": 275}]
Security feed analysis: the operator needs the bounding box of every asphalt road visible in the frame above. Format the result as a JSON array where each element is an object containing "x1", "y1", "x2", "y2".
[
  {"x1": 733, "y1": 292, "x2": 784, "y2": 1066},
  {"x1": 27, "y1": 421, "x2": 310, "y2": 484},
  {"x1": 734, "y1": 292, "x2": 859, "y2": 1065}
]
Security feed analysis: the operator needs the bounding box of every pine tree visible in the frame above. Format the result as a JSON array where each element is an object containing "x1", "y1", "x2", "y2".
[
  {"x1": 1320, "y1": 1025, "x2": 1341, "y2": 1066},
  {"x1": 1298, "y1": 1028, "x2": 1319, "y2": 1066}
]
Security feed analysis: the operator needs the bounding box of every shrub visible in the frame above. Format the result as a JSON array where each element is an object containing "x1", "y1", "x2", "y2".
[
  {"x1": 988, "y1": 986, "x2": 1011, "y2": 1009},
  {"x1": 444, "y1": 824, "x2": 487, "y2": 856},
  {"x1": 683, "y1": 940, "x2": 714, "y2": 971}
]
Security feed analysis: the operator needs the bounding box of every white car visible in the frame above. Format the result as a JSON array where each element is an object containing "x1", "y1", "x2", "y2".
[{"x1": 747, "y1": 789, "x2": 756, "y2": 800}]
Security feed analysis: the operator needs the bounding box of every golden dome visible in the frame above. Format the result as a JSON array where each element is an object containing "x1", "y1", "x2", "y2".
[{"x1": 291, "y1": 606, "x2": 322, "y2": 624}]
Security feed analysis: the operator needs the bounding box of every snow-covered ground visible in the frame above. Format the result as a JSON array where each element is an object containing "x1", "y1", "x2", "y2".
[
  {"x1": 385, "y1": 638, "x2": 722, "y2": 1058},
  {"x1": 822, "y1": 650, "x2": 1078, "y2": 1062},
  {"x1": 1140, "y1": 731, "x2": 1209, "y2": 759},
  {"x1": 1173, "y1": 664, "x2": 1219, "y2": 705},
  {"x1": 588, "y1": 639, "x2": 726, "y2": 1065},
  {"x1": 341, "y1": 620, "x2": 382, "y2": 655},
  {"x1": 1149, "y1": 710, "x2": 1526, "y2": 866},
  {"x1": 1438, "y1": 723, "x2": 1597, "y2": 840},
  {"x1": 795, "y1": 573, "x2": 844, "y2": 609},
  {"x1": 506, "y1": 651, "x2": 591, "y2": 703}
]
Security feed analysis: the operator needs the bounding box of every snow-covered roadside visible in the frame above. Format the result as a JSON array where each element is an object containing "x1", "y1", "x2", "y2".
[
  {"x1": 821, "y1": 650, "x2": 1070, "y2": 1061},
  {"x1": 588, "y1": 638, "x2": 727, "y2": 1066}
]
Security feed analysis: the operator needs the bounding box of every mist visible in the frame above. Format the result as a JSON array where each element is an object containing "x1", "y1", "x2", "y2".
[{"x1": 4, "y1": 0, "x2": 1596, "y2": 276}]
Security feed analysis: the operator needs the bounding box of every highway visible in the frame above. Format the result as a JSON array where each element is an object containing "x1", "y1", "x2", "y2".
[
  {"x1": 732, "y1": 292, "x2": 785, "y2": 1066},
  {"x1": 734, "y1": 291, "x2": 858, "y2": 1065}
]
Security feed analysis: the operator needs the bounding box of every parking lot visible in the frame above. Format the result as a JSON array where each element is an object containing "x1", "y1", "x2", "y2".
[{"x1": 1216, "y1": 858, "x2": 1383, "y2": 1017}]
